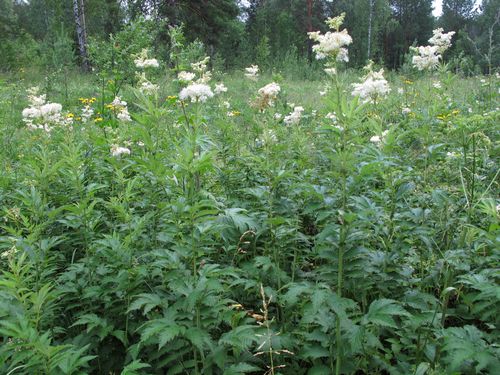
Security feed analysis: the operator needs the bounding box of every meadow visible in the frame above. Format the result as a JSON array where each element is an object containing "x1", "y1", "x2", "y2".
[{"x1": 0, "y1": 30, "x2": 499, "y2": 375}]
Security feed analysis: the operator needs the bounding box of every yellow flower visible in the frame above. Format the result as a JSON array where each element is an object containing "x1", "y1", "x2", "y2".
[
  {"x1": 67, "y1": 113, "x2": 74, "y2": 118},
  {"x1": 404, "y1": 79, "x2": 413, "y2": 85},
  {"x1": 105, "y1": 104, "x2": 115, "y2": 110},
  {"x1": 94, "y1": 117, "x2": 103, "y2": 122},
  {"x1": 167, "y1": 95, "x2": 177, "y2": 100},
  {"x1": 231, "y1": 111, "x2": 241, "y2": 116},
  {"x1": 452, "y1": 109, "x2": 460, "y2": 115},
  {"x1": 437, "y1": 114, "x2": 451, "y2": 121},
  {"x1": 76, "y1": 117, "x2": 82, "y2": 121}
]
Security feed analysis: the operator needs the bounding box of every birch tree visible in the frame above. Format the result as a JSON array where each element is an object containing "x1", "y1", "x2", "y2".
[{"x1": 73, "y1": 0, "x2": 90, "y2": 71}]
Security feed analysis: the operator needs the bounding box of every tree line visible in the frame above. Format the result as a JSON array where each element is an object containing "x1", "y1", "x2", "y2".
[{"x1": 0, "y1": 0, "x2": 498, "y2": 73}]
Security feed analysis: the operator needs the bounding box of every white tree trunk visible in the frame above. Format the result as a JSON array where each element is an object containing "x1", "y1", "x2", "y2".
[
  {"x1": 73, "y1": 0, "x2": 90, "y2": 71},
  {"x1": 367, "y1": 0, "x2": 374, "y2": 60}
]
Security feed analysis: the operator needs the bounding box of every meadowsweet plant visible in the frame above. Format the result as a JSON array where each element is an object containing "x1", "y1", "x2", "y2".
[
  {"x1": 245, "y1": 64, "x2": 259, "y2": 80},
  {"x1": 22, "y1": 86, "x2": 71, "y2": 132},
  {"x1": 351, "y1": 61, "x2": 391, "y2": 104},
  {"x1": 179, "y1": 83, "x2": 214, "y2": 103},
  {"x1": 134, "y1": 48, "x2": 160, "y2": 69},
  {"x1": 411, "y1": 28, "x2": 456, "y2": 71},
  {"x1": 283, "y1": 106, "x2": 304, "y2": 125},
  {"x1": 178, "y1": 70, "x2": 196, "y2": 82},
  {"x1": 110, "y1": 96, "x2": 132, "y2": 122},
  {"x1": 308, "y1": 13, "x2": 352, "y2": 63},
  {"x1": 255, "y1": 82, "x2": 281, "y2": 109}
]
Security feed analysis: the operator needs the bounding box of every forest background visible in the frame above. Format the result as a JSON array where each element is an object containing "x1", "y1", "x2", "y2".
[{"x1": 0, "y1": 0, "x2": 499, "y2": 75}]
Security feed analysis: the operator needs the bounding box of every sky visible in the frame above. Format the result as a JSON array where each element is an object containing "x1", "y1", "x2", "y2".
[
  {"x1": 432, "y1": 0, "x2": 483, "y2": 17},
  {"x1": 432, "y1": 0, "x2": 444, "y2": 17}
]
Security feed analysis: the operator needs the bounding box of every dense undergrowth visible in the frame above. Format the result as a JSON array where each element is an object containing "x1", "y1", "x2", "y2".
[{"x1": 0, "y1": 53, "x2": 499, "y2": 374}]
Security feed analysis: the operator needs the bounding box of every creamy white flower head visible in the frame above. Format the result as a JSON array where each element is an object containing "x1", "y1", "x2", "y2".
[
  {"x1": 433, "y1": 81, "x2": 442, "y2": 89},
  {"x1": 179, "y1": 83, "x2": 214, "y2": 103},
  {"x1": 134, "y1": 49, "x2": 159, "y2": 69},
  {"x1": 140, "y1": 81, "x2": 159, "y2": 95},
  {"x1": 257, "y1": 82, "x2": 281, "y2": 108},
  {"x1": 284, "y1": 106, "x2": 304, "y2": 125},
  {"x1": 245, "y1": 65, "x2": 259, "y2": 80},
  {"x1": 397, "y1": 88, "x2": 404, "y2": 94},
  {"x1": 274, "y1": 113, "x2": 283, "y2": 120},
  {"x1": 258, "y1": 82, "x2": 281, "y2": 97},
  {"x1": 429, "y1": 28, "x2": 455, "y2": 53},
  {"x1": 196, "y1": 70, "x2": 212, "y2": 84},
  {"x1": 402, "y1": 107, "x2": 411, "y2": 115},
  {"x1": 326, "y1": 112, "x2": 337, "y2": 122},
  {"x1": 22, "y1": 88, "x2": 67, "y2": 132},
  {"x1": 178, "y1": 71, "x2": 196, "y2": 82},
  {"x1": 412, "y1": 45, "x2": 440, "y2": 70},
  {"x1": 352, "y1": 64, "x2": 391, "y2": 104},
  {"x1": 111, "y1": 145, "x2": 131, "y2": 157},
  {"x1": 117, "y1": 108, "x2": 131, "y2": 122},
  {"x1": 81, "y1": 105, "x2": 94, "y2": 122},
  {"x1": 370, "y1": 130, "x2": 389, "y2": 145},
  {"x1": 40, "y1": 103, "x2": 62, "y2": 116},
  {"x1": 136, "y1": 72, "x2": 159, "y2": 95},
  {"x1": 324, "y1": 67, "x2": 337, "y2": 76},
  {"x1": 310, "y1": 29, "x2": 352, "y2": 60},
  {"x1": 22, "y1": 107, "x2": 41, "y2": 119},
  {"x1": 214, "y1": 83, "x2": 228, "y2": 95},
  {"x1": 110, "y1": 96, "x2": 131, "y2": 121},
  {"x1": 191, "y1": 57, "x2": 210, "y2": 72},
  {"x1": 112, "y1": 96, "x2": 127, "y2": 108}
]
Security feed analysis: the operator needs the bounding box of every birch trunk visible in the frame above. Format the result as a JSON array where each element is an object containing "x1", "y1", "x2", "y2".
[
  {"x1": 307, "y1": 0, "x2": 314, "y2": 62},
  {"x1": 73, "y1": 0, "x2": 90, "y2": 71},
  {"x1": 367, "y1": 0, "x2": 374, "y2": 60}
]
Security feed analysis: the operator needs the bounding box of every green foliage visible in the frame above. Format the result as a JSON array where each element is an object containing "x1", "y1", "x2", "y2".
[
  {"x1": 87, "y1": 17, "x2": 159, "y2": 79},
  {"x1": 0, "y1": 36, "x2": 499, "y2": 375}
]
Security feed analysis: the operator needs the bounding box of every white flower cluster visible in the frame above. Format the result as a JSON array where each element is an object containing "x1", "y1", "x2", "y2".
[
  {"x1": 192, "y1": 57, "x2": 212, "y2": 83},
  {"x1": 134, "y1": 49, "x2": 159, "y2": 69},
  {"x1": 82, "y1": 105, "x2": 94, "y2": 122},
  {"x1": 178, "y1": 71, "x2": 196, "y2": 82},
  {"x1": 257, "y1": 82, "x2": 281, "y2": 107},
  {"x1": 111, "y1": 96, "x2": 131, "y2": 122},
  {"x1": 179, "y1": 83, "x2": 214, "y2": 103},
  {"x1": 308, "y1": 13, "x2": 352, "y2": 62},
  {"x1": 412, "y1": 46, "x2": 441, "y2": 71},
  {"x1": 22, "y1": 87, "x2": 70, "y2": 132},
  {"x1": 412, "y1": 28, "x2": 455, "y2": 71},
  {"x1": 110, "y1": 144, "x2": 131, "y2": 157},
  {"x1": 136, "y1": 72, "x2": 159, "y2": 95},
  {"x1": 259, "y1": 82, "x2": 281, "y2": 97},
  {"x1": 324, "y1": 67, "x2": 337, "y2": 76},
  {"x1": 214, "y1": 83, "x2": 228, "y2": 95},
  {"x1": 429, "y1": 28, "x2": 456, "y2": 53},
  {"x1": 245, "y1": 65, "x2": 259, "y2": 80},
  {"x1": 140, "y1": 81, "x2": 159, "y2": 95},
  {"x1": 352, "y1": 63, "x2": 391, "y2": 104},
  {"x1": 284, "y1": 106, "x2": 304, "y2": 125},
  {"x1": 191, "y1": 57, "x2": 210, "y2": 73},
  {"x1": 177, "y1": 57, "x2": 212, "y2": 85},
  {"x1": 370, "y1": 130, "x2": 389, "y2": 145}
]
